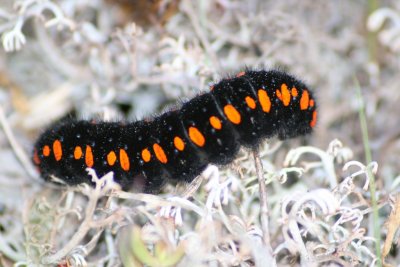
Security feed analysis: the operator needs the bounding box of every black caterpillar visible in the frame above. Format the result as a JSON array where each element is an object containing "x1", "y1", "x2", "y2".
[{"x1": 33, "y1": 69, "x2": 317, "y2": 192}]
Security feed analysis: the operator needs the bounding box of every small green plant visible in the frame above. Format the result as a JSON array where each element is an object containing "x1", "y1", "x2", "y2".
[{"x1": 119, "y1": 225, "x2": 185, "y2": 267}]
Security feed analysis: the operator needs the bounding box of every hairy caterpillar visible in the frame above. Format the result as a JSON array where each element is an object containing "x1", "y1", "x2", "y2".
[{"x1": 33, "y1": 69, "x2": 317, "y2": 192}]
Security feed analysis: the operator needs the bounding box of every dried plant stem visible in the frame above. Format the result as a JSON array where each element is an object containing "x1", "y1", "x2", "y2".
[
  {"x1": 41, "y1": 187, "x2": 101, "y2": 264},
  {"x1": 0, "y1": 106, "x2": 39, "y2": 180},
  {"x1": 181, "y1": 174, "x2": 204, "y2": 199},
  {"x1": 253, "y1": 150, "x2": 275, "y2": 262},
  {"x1": 355, "y1": 77, "x2": 382, "y2": 266}
]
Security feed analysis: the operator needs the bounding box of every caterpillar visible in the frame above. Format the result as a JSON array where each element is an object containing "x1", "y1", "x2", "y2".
[{"x1": 32, "y1": 69, "x2": 317, "y2": 193}]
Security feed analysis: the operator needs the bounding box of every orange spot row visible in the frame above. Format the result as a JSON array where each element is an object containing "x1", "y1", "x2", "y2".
[
  {"x1": 72, "y1": 145, "x2": 130, "y2": 171},
  {"x1": 40, "y1": 139, "x2": 170, "y2": 171},
  {"x1": 274, "y1": 85, "x2": 313, "y2": 112}
]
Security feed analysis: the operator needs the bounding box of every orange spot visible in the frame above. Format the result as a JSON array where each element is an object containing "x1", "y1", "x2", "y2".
[
  {"x1": 310, "y1": 110, "x2": 317, "y2": 127},
  {"x1": 236, "y1": 71, "x2": 245, "y2": 77},
  {"x1": 281, "y1": 83, "x2": 291, "y2": 106},
  {"x1": 300, "y1": 90, "x2": 310, "y2": 110},
  {"x1": 53, "y1": 140, "x2": 62, "y2": 161},
  {"x1": 174, "y1": 136, "x2": 185, "y2": 151},
  {"x1": 43, "y1": 145, "x2": 50, "y2": 157},
  {"x1": 245, "y1": 96, "x2": 256, "y2": 109},
  {"x1": 309, "y1": 99, "x2": 315, "y2": 107},
  {"x1": 223, "y1": 104, "x2": 241, "y2": 124},
  {"x1": 107, "y1": 151, "x2": 116, "y2": 166},
  {"x1": 33, "y1": 149, "x2": 40, "y2": 164},
  {"x1": 189, "y1": 126, "x2": 205, "y2": 147},
  {"x1": 153, "y1": 144, "x2": 168, "y2": 164},
  {"x1": 276, "y1": 89, "x2": 282, "y2": 101},
  {"x1": 74, "y1": 146, "x2": 82, "y2": 159},
  {"x1": 209, "y1": 116, "x2": 222, "y2": 130},
  {"x1": 258, "y1": 89, "x2": 271, "y2": 113},
  {"x1": 142, "y1": 148, "x2": 151, "y2": 162},
  {"x1": 210, "y1": 85, "x2": 214, "y2": 91},
  {"x1": 85, "y1": 145, "x2": 94, "y2": 167},
  {"x1": 119, "y1": 149, "x2": 130, "y2": 171},
  {"x1": 291, "y1": 87, "x2": 298, "y2": 97}
]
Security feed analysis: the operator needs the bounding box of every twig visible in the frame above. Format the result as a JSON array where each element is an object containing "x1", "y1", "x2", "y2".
[
  {"x1": 41, "y1": 200, "x2": 94, "y2": 264},
  {"x1": 253, "y1": 149, "x2": 275, "y2": 265},
  {"x1": 41, "y1": 180, "x2": 104, "y2": 264},
  {"x1": 114, "y1": 190, "x2": 206, "y2": 217}
]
